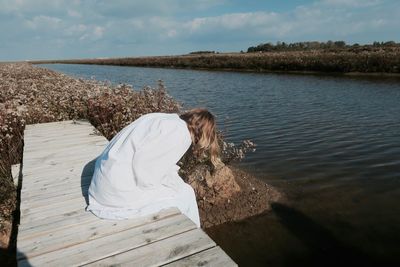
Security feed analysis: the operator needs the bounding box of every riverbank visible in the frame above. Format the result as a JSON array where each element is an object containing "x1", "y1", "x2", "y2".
[
  {"x1": 29, "y1": 48, "x2": 400, "y2": 75},
  {"x1": 0, "y1": 63, "x2": 281, "y2": 263}
]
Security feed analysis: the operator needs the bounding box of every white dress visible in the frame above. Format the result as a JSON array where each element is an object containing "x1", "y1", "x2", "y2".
[{"x1": 87, "y1": 113, "x2": 200, "y2": 228}]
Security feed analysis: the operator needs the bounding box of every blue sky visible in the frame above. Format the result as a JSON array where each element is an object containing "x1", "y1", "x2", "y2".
[{"x1": 0, "y1": 0, "x2": 399, "y2": 61}]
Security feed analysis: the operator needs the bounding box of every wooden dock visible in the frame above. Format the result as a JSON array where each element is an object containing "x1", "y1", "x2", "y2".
[{"x1": 17, "y1": 120, "x2": 236, "y2": 266}]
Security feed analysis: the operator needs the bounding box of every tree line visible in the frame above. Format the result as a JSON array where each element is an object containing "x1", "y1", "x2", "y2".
[{"x1": 247, "y1": 40, "x2": 400, "y2": 52}]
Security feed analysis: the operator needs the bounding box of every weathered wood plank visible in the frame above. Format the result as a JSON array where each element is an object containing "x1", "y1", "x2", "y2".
[
  {"x1": 85, "y1": 228, "x2": 216, "y2": 267},
  {"x1": 164, "y1": 246, "x2": 238, "y2": 267},
  {"x1": 22, "y1": 159, "x2": 96, "y2": 181},
  {"x1": 20, "y1": 193, "x2": 88, "y2": 219},
  {"x1": 19, "y1": 214, "x2": 197, "y2": 266},
  {"x1": 23, "y1": 148, "x2": 101, "y2": 164},
  {"x1": 18, "y1": 209, "x2": 97, "y2": 237},
  {"x1": 26, "y1": 125, "x2": 96, "y2": 134},
  {"x1": 23, "y1": 139, "x2": 107, "y2": 159},
  {"x1": 22, "y1": 181, "x2": 90, "y2": 204},
  {"x1": 24, "y1": 120, "x2": 92, "y2": 130},
  {"x1": 21, "y1": 172, "x2": 92, "y2": 192},
  {"x1": 22, "y1": 192, "x2": 86, "y2": 210},
  {"x1": 22, "y1": 156, "x2": 99, "y2": 177},
  {"x1": 17, "y1": 208, "x2": 181, "y2": 260},
  {"x1": 25, "y1": 126, "x2": 100, "y2": 138},
  {"x1": 24, "y1": 136, "x2": 106, "y2": 152},
  {"x1": 24, "y1": 128, "x2": 98, "y2": 143}
]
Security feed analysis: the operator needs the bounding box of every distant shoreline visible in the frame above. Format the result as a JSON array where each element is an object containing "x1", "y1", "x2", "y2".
[{"x1": 28, "y1": 50, "x2": 400, "y2": 77}]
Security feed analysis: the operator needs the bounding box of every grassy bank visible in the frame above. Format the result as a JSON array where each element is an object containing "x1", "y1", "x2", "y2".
[{"x1": 30, "y1": 47, "x2": 400, "y2": 75}]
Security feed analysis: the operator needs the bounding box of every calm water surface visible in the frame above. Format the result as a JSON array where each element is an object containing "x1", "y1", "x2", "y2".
[{"x1": 41, "y1": 64, "x2": 400, "y2": 266}]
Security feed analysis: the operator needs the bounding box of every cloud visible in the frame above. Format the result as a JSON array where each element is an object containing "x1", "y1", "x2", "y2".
[
  {"x1": 185, "y1": 12, "x2": 280, "y2": 33},
  {"x1": 321, "y1": 0, "x2": 383, "y2": 7},
  {"x1": 182, "y1": 0, "x2": 397, "y2": 43},
  {"x1": 25, "y1": 15, "x2": 62, "y2": 30},
  {"x1": 65, "y1": 24, "x2": 87, "y2": 36},
  {"x1": 67, "y1": 9, "x2": 81, "y2": 18},
  {"x1": 0, "y1": 0, "x2": 399, "y2": 60}
]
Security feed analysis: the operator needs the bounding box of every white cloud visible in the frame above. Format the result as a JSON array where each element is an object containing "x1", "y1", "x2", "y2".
[
  {"x1": 25, "y1": 15, "x2": 62, "y2": 30},
  {"x1": 64, "y1": 24, "x2": 87, "y2": 36},
  {"x1": 129, "y1": 19, "x2": 145, "y2": 30},
  {"x1": 93, "y1": 26, "x2": 104, "y2": 38},
  {"x1": 167, "y1": 29, "x2": 177, "y2": 38},
  {"x1": 79, "y1": 25, "x2": 105, "y2": 41},
  {"x1": 0, "y1": 0, "x2": 68, "y2": 14},
  {"x1": 321, "y1": 0, "x2": 383, "y2": 7},
  {"x1": 185, "y1": 12, "x2": 280, "y2": 32},
  {"x1": 67, "y1": 9, "x2": 81, "y2": 18}
]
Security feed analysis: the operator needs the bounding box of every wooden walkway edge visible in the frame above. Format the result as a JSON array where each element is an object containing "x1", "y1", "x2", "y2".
[{"x1": 17, "y1": 120, "x2": 237, "y2": 266}]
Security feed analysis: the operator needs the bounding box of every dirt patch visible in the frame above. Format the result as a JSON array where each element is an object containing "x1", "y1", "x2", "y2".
[
  {"x1": 0, "y1": 221, "x2": 12, "y2": 249},
  {"x1": 186, "y1": 165, "x2": 283, "y2": 228},
  {"x1": 0, "y1": 176, "x2": 16, "y2": 250}
]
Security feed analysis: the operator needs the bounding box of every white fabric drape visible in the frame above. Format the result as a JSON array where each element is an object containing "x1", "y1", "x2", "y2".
[{"x1": 86, "y1": 113, "x2": 200, "y2": 228}]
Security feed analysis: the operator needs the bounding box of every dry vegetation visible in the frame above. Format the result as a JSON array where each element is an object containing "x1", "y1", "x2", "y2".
[
  {"x1": 0, "y1": 63, "x2": 280, "y2": 261},
  {"x1": 32, "y1": 45, "x2": 400, "y2": 74}
]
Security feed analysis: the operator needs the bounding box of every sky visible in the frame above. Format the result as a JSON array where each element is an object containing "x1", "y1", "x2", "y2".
[{"x1": 0, "y1": 0, "x2": 399, "y2": 61}]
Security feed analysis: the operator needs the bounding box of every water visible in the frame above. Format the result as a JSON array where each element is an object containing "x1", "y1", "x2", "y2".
[{"x1": 41, "y1": 64, "x2": 400, "y2": 266}]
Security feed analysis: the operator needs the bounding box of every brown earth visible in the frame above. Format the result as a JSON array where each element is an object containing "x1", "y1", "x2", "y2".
[
  {"x1": 186, "y1": 165, "x2": 283, "y2": 228},
  {"x1": 0, "y1": 221, "x2": 12, "y2": 248}
]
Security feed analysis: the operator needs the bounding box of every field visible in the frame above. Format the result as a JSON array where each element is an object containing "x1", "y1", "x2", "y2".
[{"x1": 31, "y1": 47, "x2": 400, "y2": 74}]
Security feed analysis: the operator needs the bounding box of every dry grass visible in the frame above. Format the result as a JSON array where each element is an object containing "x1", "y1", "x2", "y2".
[{"x1": 31, "y1": 48, "x2": 400, "y2": 74}]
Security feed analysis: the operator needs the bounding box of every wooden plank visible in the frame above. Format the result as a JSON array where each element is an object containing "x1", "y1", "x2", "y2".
[
  {"x1": 22, "y1": 159, "x2": 96, "y2": 181},
  {"x1": 24, "y1": 127, "x2": 100, "y2": 139},
  {"x1": 22, "y1": 191, "x2": 87, "y2": 210},
  {"x1": 18, "y1": 207, "x2": 178, "y2": 241},
  {"x1": 21, "y1": 171, "x2": 92, "y2": 191},
  {"x1": 24, "y1": 120, "x2": 92, "y2": 131},
  {"x1": 25, "y1": 125, "x2": 98, "y2": 135},
  {"x1": 164, "y1": 246, "x2": 237, "y2": 267},
  {"x1": 24, "y1": 131, "x2": 100, "y2": 143},
  {"x1": 17, "y1": 208, "x2": 181, "y2": 260},
  {"x1": 21, "y1": 182, "x2": 90, "y2": 205},
  {"x1": 24, "y1": 136, "x2": 106, "y2": 153},
  {"x1": 22, "y1": 187, "x2": 87, "y2": 213},
  {"x1": 18, "y1": 209, "x2": 97, "y2": 237},
  {"x1": 21, "y1": 177, "x2": 91, "y2": 197},
  {"x1": 22, "y1": 180, "x2": 90, "y2": 202},
  {"x1": 85, "y1": 228, "x2": 216, "y2": 267},
  {"x1": 20, "y1": 193, "x2": 88, "y2": 219},
  {"x1": 22, "y1": 156, "x2": 99, "y2": 177},
  {"x1": 19, "y1": 214, "x2": 197, "y2": 266},
  {"x1": 25, "y1": 120, "x2": 92, "y2": 126},
  {"x1": 23, "y1": 147, "x2": 104, "y2": 167},
  {"x1": 23, "y1": 139, "x2": 107, "y2": 158},
  {"x1": 24, "y1": 129, "x2": 99, "y2": 142}
]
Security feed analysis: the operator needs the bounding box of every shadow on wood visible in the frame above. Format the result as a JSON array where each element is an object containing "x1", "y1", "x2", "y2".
[{"x1": 80, "y1": 157, "x2": 98, "y2": 205}]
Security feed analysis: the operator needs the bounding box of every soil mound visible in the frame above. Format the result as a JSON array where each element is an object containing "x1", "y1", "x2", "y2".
[{"x1": 186, "y1": 165, "x2": 282, "y2": 228}]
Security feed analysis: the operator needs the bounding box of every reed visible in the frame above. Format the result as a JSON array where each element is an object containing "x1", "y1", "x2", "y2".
[{"x1": 31, "y1": 46, "x2": 400, "y2": 74}]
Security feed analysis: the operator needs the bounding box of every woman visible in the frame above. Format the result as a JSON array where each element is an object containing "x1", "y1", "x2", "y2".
[{"x1": 86, "y1": 108, "x2": 220, "y2": 228}]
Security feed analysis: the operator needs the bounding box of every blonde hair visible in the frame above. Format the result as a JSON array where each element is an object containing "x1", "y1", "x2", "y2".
[{"x1": 180, "y1": 108, "x2": 221, "y2": 167}]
